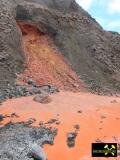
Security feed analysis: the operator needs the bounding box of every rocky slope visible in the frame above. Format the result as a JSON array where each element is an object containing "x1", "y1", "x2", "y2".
[{"x1": 0, "y1": 0, "x2": 120, "y2": 97}]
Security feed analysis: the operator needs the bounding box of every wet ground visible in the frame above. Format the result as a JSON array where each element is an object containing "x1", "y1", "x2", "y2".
[{"x1": 0, "y1": 91, "x2": 120, "y2": 160}]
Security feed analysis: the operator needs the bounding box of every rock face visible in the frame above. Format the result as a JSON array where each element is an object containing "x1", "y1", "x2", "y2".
[
  {"x1": 0, "y1": 0, "x2": 25, "y2": 93},
  {"x1": 0, "y1": 0, "x2": 120, "y2": 95}
]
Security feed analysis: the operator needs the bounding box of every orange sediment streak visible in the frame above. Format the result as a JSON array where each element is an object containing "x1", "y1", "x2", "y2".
[
  {"x1": 0, "y1": 91, "x2": 120, "y2": 160},
  {"x1": 17, "y1": 21, "x2": 85, "y2": 91}
]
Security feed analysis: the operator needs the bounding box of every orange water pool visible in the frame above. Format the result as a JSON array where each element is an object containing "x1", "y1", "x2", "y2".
[{"x1": 0, "y1": 91, "x2": 120, "y2": 160}]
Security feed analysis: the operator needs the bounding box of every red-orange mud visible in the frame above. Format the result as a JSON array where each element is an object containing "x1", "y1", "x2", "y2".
[
  {"x1": 1, "y1": 91, "x2": 120, "y2": 160},
  {"x1": 17, "y1": 21, "x2": 85, "y2": 91}
]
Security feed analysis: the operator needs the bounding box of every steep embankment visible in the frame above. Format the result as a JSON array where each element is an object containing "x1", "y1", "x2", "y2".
[
  {"x1": 15, "y1": 0, "x2": 120, "y2": 94},
  {"x1": 0, "y1": 0, "x2": 120, "y2": 96},
  {"x1": 18, "y1": 21, "x2": 85, "y2": 91}
]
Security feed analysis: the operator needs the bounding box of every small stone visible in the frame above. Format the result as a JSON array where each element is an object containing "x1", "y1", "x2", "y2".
[
  {"x1": 32, "y1": 87, "x2": 42, "y2": 94},
  {"x1": 24, "y1": 118, "x2": 36, "y2": 125},
  {"x1": 11, "y1": 113, "x2": 19, "y2": 118},
  {"x1": 72, "y1": 83, "x2": 79, "y2": 88},
  {"x1": 33, "y1": 94, "x2": 52, "y2": 104},
  {"x1": 56, "y1": 121, "x2": 61, "y2": 125},
  {"x1": 46, "y1": 119, "x2": 58, "y2": 124},
  {"x1": 67, "y1": 132, "x2": 77, "y2": 148},
  {"x1": 101, "y1": 115, "x2": 107, "y2": 119},
  {"x1": 74, "y1": 124, "x2": 80, "y2": 130},
  {"x1": 67, "y1": 133, "x2": 77, "y2": 140},
  {"x1": 77, "y1": 110, "x2": 82, "y2": 114},
  {"x1": 39, "y1": 121, "x2": 46, "y2": 128},
  {"x1": 49, "y1": 86, "x2": 59, "y2": 93},
  {"x1": 40, "y1": 85, "x2": 59, "y2": 94},
  {"x1": 111, "y1": 99, "x2": 117, "y2": 103},
  {"x1": 27, "y1": 79, "x2": 36, "y2": 86}
]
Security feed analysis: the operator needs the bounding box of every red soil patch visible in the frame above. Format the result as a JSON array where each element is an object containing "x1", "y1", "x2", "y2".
[
  {"x1": 17, "y1": 21, "x2": 85, "y2": 91},
  {"x1": 1, "y1": 91, "x2": 120, "y2": 160}
]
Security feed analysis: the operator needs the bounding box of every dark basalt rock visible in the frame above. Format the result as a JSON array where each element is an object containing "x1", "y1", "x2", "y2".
[
  {"x1": 0, "y1": 122, "x2": 57, "y2": 160},
  {"x1": 67, "y1": 132, "x2": 78, "y2": 148}
]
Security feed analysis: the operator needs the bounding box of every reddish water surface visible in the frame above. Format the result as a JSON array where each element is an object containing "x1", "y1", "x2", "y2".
[{"x1": 0, "y1": 91, "x2": 120, "y2": 160}]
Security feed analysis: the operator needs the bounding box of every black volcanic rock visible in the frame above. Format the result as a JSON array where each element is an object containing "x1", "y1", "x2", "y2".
[
  {"x1": 0, "y1": 0, "x2": 25, "y2": 93},
  {"x1": 0, "y1": 122, "x2": 57, "y2": 160},
  {"x1": 0, "y1": 0, "x2": 120, "y2": 95}
]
